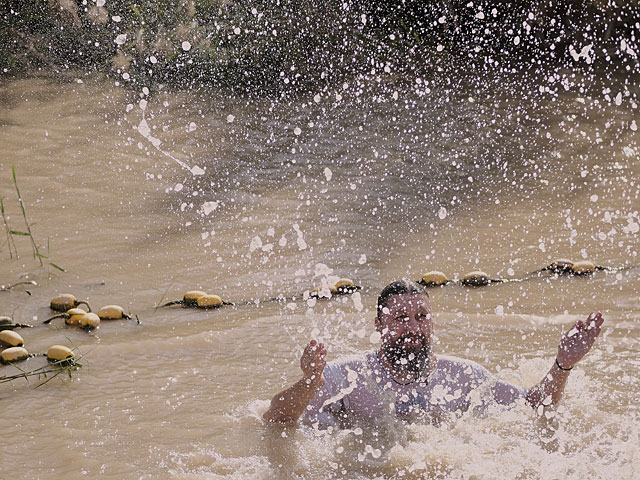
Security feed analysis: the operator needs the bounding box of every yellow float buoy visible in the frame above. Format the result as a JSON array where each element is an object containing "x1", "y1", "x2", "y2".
[
  {"x1": 46, "y1": 345, "x2": 75, "y2": 364},
  {"x1": 337, "y1": 278, "x2": 361, "y2": 294},
  {"x1": 310, "y1": 283, "x2": 335, "y2": 297},
  {"x1": 43, "y1": 307, "x2": 87, "y2": 325},
  {"x1": 66, "y1": 308, "x2": 88, "y2": 325},
  {"x1": 196, "y1": 294, "x2": 223, "y2": 308},
  {"x1": 310, "y1": 278, "x2": 360, "y2": 297},
  {"x1": 461, "y1": 271, "x2": 492, "y2": 287},
  {"x1": 159, "y1": 290, "x2": 209, "y2": 308},
  {"x1": 334, "y1": 278, "x2": 360, "y2": 294},
  {"x1": 50, "y1": 294, "x2": 91, "y2": 312},
  {"x1": 310, "y1": 285, "x2": 328, "y2": 297},
  {"x1": 183, "y1": 290, "x2": 208, "y2": 306},
  {"x1": 97, "y1": 305, "x2": 131, "y2": 320},
  {"x1": 1, "y1": 346, "x2": 29, "y2": 364},
  {"x1": 543, "y1": 258, "x2": 574, "y2": 275},
  {"x1": 0, "y1": 330, "x2": 24, "y2": 348},
  {"x1": 571, "y1": 260, "x2": 596, "y2": 275},
  {"x1": 418, "y1": 271, "x2": 449, "y2": 287},
  {"x1": 335, "y1": 278, "x2": 355, "y2": 289},
  {"x1": 80, "y1": 312, "x2": 100, "y2": 329}
]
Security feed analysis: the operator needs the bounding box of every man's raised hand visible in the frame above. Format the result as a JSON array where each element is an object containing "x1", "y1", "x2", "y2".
[
  {"x1": 301, "y1": 339, "x2": 327, "y2": 388},
  {"x1": 262, "y1": 339, "x2": 328, "y2": 424},
  {"x1": 556, "y1": 312, "x2": 605, "y2": 370}
]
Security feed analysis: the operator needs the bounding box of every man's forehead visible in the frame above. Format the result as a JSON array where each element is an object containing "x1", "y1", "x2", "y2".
[{"x1": 384, "y1": 293, "x2": 430, "y2": 311}]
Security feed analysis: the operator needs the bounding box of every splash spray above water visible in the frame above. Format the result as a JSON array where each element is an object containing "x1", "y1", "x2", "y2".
[{"x1": 135, "y1": 97, "x2": 205, "y2": 176}]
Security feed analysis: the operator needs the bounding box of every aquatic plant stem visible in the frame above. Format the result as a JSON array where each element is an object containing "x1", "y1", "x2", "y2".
[
  {"x1": 11, "y1": 164, "x2": 42, "y2": 265},
  {"x1": 0, "y1": 197, "x2": 18, "y2": 259},
  {"x1": 1, "y1": 358, "x2": 82, "y2": 387}
]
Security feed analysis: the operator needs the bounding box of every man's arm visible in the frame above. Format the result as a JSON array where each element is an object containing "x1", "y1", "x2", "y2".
[
  {"x1": 525, "y1": 312, "x2": 604, "y2": 411},
  {"x1": 263, "y1": 340, "x2": 327, "y2": 425}
]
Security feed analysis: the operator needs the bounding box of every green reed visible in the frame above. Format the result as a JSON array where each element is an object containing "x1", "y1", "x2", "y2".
[
  {"x1": 0, "y1": 197, "x2": 18, "y2": 259},
  {"x1": 11, "y1": 164, "x2": 41, "y2": 264},
  {"x1": 6, "y1": 165, "x2": 65, "y2": 272},
  {"x1": 2, "y1": 334, "x2": 85, "y2": 388},
  {"x1": 1, "y1": 356, "x2": 83, "y2": 388}
]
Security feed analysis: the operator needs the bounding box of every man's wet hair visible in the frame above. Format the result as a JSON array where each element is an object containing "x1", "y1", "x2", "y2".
[{"x1": 376, "y1": 280, "x2": 429, "y2": 323}]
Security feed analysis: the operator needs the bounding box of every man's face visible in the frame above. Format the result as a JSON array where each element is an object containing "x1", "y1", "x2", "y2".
[{"x1": 376, "y1": 293, "x2": 434, "y2": 377}]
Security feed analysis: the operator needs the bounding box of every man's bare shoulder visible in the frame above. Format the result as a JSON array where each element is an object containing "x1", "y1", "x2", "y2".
[
  {"x1": 321, "y1": 352, "x2": 372, "y2": 380},
  {"x1": 434, "y1": 354, "x2": 490, "y2": 381},
  {"x1": 325, "y1": 352, "x2": 370, "y2": 369}
]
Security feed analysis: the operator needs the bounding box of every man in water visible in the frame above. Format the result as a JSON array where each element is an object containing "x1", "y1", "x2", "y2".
[{"x1": 263, "y1": 280, "x2": 604, "y2": 427}]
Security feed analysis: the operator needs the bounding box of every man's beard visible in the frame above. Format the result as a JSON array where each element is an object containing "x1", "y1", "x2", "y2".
[{"x1": 380, "y1": 334, "x2": 432, "y2": 379}]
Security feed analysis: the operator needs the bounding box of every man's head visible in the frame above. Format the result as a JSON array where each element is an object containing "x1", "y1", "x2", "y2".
[{"x1": 375, "y1": 280, "x2": 434, "y2": 379}]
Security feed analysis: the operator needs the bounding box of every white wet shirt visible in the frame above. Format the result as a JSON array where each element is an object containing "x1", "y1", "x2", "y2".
[{"x1": 302, "y1": 352, "x2": 526, "y2": 428}]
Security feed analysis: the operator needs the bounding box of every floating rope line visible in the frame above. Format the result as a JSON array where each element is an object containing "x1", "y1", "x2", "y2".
[
  {"x1": 416, "y1": 259, "x2": 633, "y2": 289},
  {"x1": 3, "y1": 262, "x2": 634, "y2": 333},
  {"x1": 158, "y1": 290, "x2": 234, "y2": 309},
  {"x1": 0, "y1": 280, "x2": 37, "y2": 292},
  {"x1": 526, "y1": 259, "x2": 623, "y2": 278},
  {"x1": 417, "y1": 270, "x2": 513, "y2": 288},
  {"x1": 43, "y1": 303, "x2": 138, "y2": 331},
  {"x1": 0, "y1": 346, "x2": 81, "y2": 387},
  {"x1": 155, "y1": 262, "x2": 635, "y2": 312},
  {"x1": 1, "y1": 329, "x2": 76, "y2": 368},
  {"x1": 0, "y1": 316, "x2": 33, "y2": 329},
  {"x1": 257, "y1": 278, "x2": 363, "y2": 304},
  {"x1": 309, "y1": 278, "x2": 362, "y2": 298},
  {"x1": 157, "y1": 279, "x2": 363, "y2": 310},
  {"x1": 44, "y1": 307, "x2": 87, "y2": 325}
]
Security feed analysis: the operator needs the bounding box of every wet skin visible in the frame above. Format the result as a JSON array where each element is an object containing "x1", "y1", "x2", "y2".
[
  {"x1": 374, "y1": 293, "x2": 436, "y2": 382},
  {"x1": 299, "y1": 293, "x2": 436, "y2": 387},
  {"x1": 264, "y1": 293, "x2": 605, "y2": 424}
]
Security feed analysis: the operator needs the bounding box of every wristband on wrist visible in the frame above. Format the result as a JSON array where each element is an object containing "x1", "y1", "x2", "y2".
[{"x1": 555, "y1": 358, "x2": 573, "y2": 371}]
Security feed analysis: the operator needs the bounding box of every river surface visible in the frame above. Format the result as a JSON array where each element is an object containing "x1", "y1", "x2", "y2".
[{"x1": 0, "y1": 74, "x2": 638, "y2": 479}]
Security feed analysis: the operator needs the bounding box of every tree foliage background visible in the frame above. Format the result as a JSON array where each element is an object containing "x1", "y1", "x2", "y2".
[{"x1": 1, "y1": 1, "x2": 638, "y2": 93}]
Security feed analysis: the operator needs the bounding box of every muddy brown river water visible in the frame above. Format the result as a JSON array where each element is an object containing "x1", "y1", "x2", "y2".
[{"x1": 0, "y1": 74, "x2": 638, "y2": 479}]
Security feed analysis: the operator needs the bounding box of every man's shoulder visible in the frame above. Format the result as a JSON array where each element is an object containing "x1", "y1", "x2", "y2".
[
  {"x1": 322, "y1": 351, "x2": 378, "y2": 382},
  {"x1": 435, "y1": 354, "x2": 490, "y2": 378},
  {"x1": 326, "y1": 351, "x2": 372, "y2": 371}
]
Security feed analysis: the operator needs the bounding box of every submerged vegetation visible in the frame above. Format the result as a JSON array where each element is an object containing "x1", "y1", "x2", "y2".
[
  {"x1": 1, "y1": 166, "x2": 65, "y2": 273},
  {"x1": 1, "y1": 1, "x2": 638, "y2": 93},
  {"x1": 0, "y1": 349, "x2": 82, "y2": 388}
]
